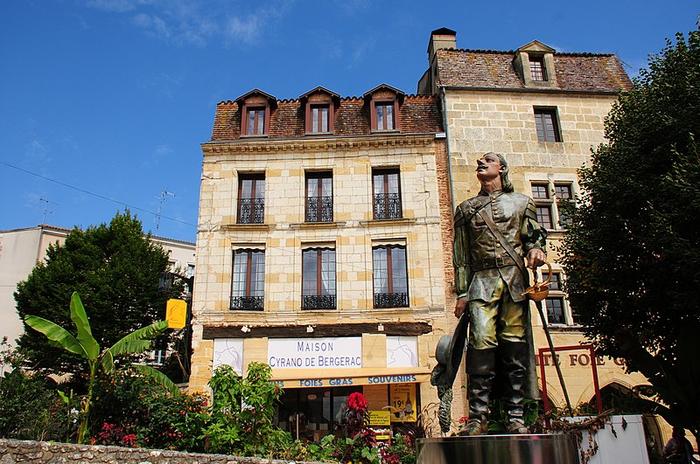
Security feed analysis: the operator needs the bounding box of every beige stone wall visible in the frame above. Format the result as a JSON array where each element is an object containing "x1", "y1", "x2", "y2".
[{"x1": 190, "y1": 135, "x2": 454, "y2": 393}]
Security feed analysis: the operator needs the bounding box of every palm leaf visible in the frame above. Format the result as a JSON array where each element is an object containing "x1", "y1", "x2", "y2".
[
  {"x1": 132, "y1": 364, "x2": 180, "y2": 396},
  {"x1": 101, "y1": 349, "x2": 114, "y2": 373},
  {"x1": 24, "y1": 315, "x2": 87, "y2": 358},
  {"x1": 69, "y1": 292, "x2": 100, "y2": 360},
  {"x1": 108, "y1": 320, "x2": 168, "y2": 357}
]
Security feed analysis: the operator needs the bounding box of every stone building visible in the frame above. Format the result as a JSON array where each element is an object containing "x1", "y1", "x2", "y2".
[
  {"x1": 418, "y1": 27, "x2": 656, "y2": 433},
  {"x1": 191, "y1": 27, "x2": 665, "y2": 442},
  {"x1": 0, "y1": 224, "x2": 195, "y2": 352},
  {"x1": 190, "y1": 85, "x2": 452, "y2": 439}
]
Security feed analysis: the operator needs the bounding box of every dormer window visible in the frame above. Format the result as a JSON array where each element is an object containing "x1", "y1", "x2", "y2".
[
  {"x1": 311, "y1": 104, "x2": 329, "y2": 133},
  {"x1": 375, "y1": 102, "x2": 395, "y2": 131},
  {"x1": 300, "y1": 87, "x2": 339, "y2": 135},
  {"x1": 364, "y1": 84, "x2": 405, "y2": 133},
  {"x1": 515, "y1": 41, "x2": 556, "y2": 88},
  {"x1": 235, "y1": 89, "x2": 276, "y2": 137},
  {"x1": 246, "y1": 107, "x2": 266, "y2": 135},
  {"x1": 529, "y1": 55, "x2": 547, "y2": 81}
]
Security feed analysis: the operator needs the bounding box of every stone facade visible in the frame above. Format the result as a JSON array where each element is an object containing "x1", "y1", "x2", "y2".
[
  {"x1": 191, "y1": 89, "x2": 453, "y2": 435},
  {"x1": 0, "y1": 439, "x2": 322, "y2": 463},
  {"x1": 421, "y1": 28, "x2": 657, "y2": 434}
]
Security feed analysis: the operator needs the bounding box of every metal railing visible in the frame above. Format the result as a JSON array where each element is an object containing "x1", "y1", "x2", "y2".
[
  {"x1": 302, "y1": 294, "x2": 336, "y2": 310},
  {"x1": 230, "y1": 295, "x2": 264, "y2": 311},
  {"x1": 305, "y1": 196, "x2": 333, "y2": 223},
  {"x1": 374, "y1": 292, "x2": 408, "y2": 308},
  {"x1": 238, "y1": 198, "x2": 265, "y2": 224},
  {"x1": 373, "y1": 193, "x2": 402, "y2": 220}
]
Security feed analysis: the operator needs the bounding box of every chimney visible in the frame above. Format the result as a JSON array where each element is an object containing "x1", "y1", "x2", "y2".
[{"x1": 427, "y1": 27, "x2": 457, "y2": 64}]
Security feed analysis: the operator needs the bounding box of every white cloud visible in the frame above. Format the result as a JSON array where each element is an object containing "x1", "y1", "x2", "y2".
[{"x1": 84, "y1": 0, "x2": 294, "y2": 47}]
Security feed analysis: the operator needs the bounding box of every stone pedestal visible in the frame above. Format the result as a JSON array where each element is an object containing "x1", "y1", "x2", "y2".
[{"x1": 416, "y1": 433, "x2": 579, "y2": 464}]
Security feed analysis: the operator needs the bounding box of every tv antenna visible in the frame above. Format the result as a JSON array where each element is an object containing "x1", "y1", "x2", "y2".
[
  {"x1": 39, "y1": 197, "x2": 57, "y2": 224},
  {"x1": 155, "y1": 189, "x2": 175, "y2": 232}
]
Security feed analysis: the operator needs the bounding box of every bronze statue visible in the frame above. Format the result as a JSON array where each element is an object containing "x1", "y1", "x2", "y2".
[{"x1": 432, "y1": 152, "x2": 547, "y2": 435}]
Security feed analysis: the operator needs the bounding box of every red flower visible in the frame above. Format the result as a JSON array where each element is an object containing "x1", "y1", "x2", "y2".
[
  {"x1": 121, "y1": 434, "x2": 137, "y2": 447},
  {"x1": 347, "y1": 392, "x2": 368, "y2": 412}
]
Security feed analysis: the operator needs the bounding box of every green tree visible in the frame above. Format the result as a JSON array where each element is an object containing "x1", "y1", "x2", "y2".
[
  {"x1": 24, "y1": 291, "x2": 178, "y2": 443},
  {"x1": 561, "y1": 27, "x2": 700, "y2": 447},
  {"x1": 15, "y1": 211, "x2": 184, "y2": 376}
]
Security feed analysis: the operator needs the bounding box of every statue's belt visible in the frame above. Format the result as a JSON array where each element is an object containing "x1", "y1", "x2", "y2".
[{"x1": 471, "y1": 255, "x2": 517, "y2": 271}]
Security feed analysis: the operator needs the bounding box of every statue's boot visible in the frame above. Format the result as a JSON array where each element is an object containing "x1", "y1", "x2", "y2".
[
  {"x1": 499, "y1": 340, "x2": 529, "y2": 434},
  {"x1": 465, "y1": 347, "x2": 496, "y2": 435}
]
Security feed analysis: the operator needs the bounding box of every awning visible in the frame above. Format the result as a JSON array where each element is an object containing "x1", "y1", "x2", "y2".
[{"x1": 271, "y1": 367, "x2": 431, "y2": 389}]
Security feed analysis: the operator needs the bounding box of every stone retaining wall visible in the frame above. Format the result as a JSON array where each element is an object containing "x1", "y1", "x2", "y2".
[{"x1": 0, "y1": 439, "x2": 323, "y2": 464}]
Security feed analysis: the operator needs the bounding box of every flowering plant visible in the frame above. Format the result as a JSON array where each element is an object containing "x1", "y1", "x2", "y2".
[{"x1": 347, "y1": 392, "x2": 369, "y2": 412}]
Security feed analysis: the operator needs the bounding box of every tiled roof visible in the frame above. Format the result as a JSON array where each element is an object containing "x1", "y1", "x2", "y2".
[
  {"x1": 210, "y1": 95, "x2": 442, "y2": 141},
  {"x1": 435, "y1": 48, "x2": 632, "y2": 93}
]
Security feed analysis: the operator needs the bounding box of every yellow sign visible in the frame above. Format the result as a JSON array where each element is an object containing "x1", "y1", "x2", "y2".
[
  {"x1": 389, "y1": 383, "x2": 417, "y2": 422},
  {"x1": 368, "y1": 410, "x2": 391, "y2": 426},
  {"x1": 165, "y1": 299, "x2": 187, "y2": 329}
]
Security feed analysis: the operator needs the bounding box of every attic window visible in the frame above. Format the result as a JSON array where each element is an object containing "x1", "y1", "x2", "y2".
[
  {"x1": 529, "y1": 55, "x2": 547, "y2": 81},
  {"x1": 302, "y1": 88, "x2": 337, "y2": 134}
]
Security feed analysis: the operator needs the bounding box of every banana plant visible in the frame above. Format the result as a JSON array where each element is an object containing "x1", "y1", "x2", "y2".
[{"x1": 24, "y1": 291, "x2": 178, "y2": 444}]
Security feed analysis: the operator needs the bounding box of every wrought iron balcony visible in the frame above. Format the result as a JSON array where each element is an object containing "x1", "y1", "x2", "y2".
[
  {"x1": 230, "y1": 296, "x2": 264, "y2": 311},
  {"x1": 238, "y1": 198, "x2": 265, "y2": 224},
  {"x1": 302, "y1": 294, "x2": 336, "y2": 310},
  {"x1": 373, "y1": 193, "x2": 402, "y2": 220},
  {"x1": 305, "y1": 196, "x2": 333, "y2": 223},
  {"x1": 374, "y1": 292, "x2": 408, "y2": 309}
]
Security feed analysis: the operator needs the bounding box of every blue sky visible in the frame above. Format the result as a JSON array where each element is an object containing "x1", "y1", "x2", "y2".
[{"x1": 1, "y1": 1, "x2": 697, "y2": 243}]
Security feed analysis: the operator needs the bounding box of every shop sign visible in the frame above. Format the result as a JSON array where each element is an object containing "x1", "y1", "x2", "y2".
[
  {"x1": 535, "y1": 352, "x2": 626, "y2": 368},
  {"x1": 213, "y1": 338, "x2": 243, "y2": 374},
  {"x1": 165, "y1": 299, "x2": 187, "y2": 329},
  {"x1": 268, "y1": 337, "x2": 362, "y2": 369},
  {"x1": 368, "y1": 410, "x2": 391, "y2": 426},
  {"x1": 389, "y1": 383, "x2": 417, "y2": 422},
  {"x1": 271, "y1": 373, "x2": 430, "y2": 389},
  {"x1": 386, "y1": 336, "x2": 418, "y2": 367}
]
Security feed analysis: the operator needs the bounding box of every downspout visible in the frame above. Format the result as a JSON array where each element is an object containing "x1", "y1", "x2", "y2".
[{"x1": 439, "y1": 86, "x2": 456, "y2": 212}]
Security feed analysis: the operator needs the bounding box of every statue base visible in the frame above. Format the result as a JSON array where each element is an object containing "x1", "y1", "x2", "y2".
[{"x1": 416, "y1": 433, "x2": 580, "y2": 464}]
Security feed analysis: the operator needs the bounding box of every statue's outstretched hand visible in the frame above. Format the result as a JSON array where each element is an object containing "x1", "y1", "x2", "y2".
[
  {"x1": 527, "y1": 248, "x2": 546, "y2": 269},
  {"x1": 454, "y1": 297, "x2": 467, "y2": 318}
]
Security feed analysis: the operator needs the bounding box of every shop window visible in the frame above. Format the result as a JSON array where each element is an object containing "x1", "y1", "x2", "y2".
[
  {"x1": 237, "y1": 174, "x2": 265, "y2": 224},
  {"x1": 302, "y1": 247, "x2": 336, "y2": 310},
  {"x1": 231, "y1": 249, "x2": 265, "y2": 310},
  {"x1": 372, "y1": 168, "x2": 402, "y2": 220},
  {"x1": 373, "y1": 245, "x2": 408, "y2": 308},
  {"x1": 305, "y1": 171, "x2": 333, "y2": 223},
  {"x1": 534, "y1": 107, "x2": 562, "y2": 142},
  {"x1": 276, "y1": 387, "x2": 362, "y2": 440}
]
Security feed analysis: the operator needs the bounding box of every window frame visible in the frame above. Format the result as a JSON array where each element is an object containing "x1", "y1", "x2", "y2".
[
  {"x1": 240, "y1": 100, "x2": 271, "y2": 137},
  {"x1": 230, "y1": 248, "x2": 265, "y2": 311},
  {"x1": 530, "y1": 180, "x2": 575, "y2": 231},
  {"x1": 372, "y1": 244, "x2": 409, "y2": 309},
  {"x1": 237, "y1": 173, "x2": 265, "y2": 224},
  {"x1": 301, "y1": 247, "x2": 336, "y2": 310},
  {"x1": 529, "y1": 55, "x2": 548, "y2": 82},
  {"x1": 539, "y1": 270, "x2": 577, "y2": 326},
  {"x1": 370, "y1": 99, "x2": 400, "y2": 132},
  {"x1": 372, "y1": 168, "x2": 403, "y2": 220},
  {"x1": 533, "y1": 107, "x2": 562, "y2": 142},
  {"x1": 305, "y1": 171, "x2": 333, "y2": 223}
]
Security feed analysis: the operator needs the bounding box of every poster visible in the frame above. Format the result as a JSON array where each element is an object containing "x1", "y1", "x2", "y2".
[{"x1": 389, "y1": 383, "x2": 417, "y2": 422}]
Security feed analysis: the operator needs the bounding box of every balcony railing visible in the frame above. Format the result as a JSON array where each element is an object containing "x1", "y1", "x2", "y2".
[
  {"x1": 305, "y1": 196, "x2": 333, "y2": 223},
  {"x1": 230, "y1": 295, "x2": 264, "y2": 311},
  {"x1": 374, "y1": 292, "x2": 408, "y2": 308},
  {"x1": 302, "y1": 294, "x2": 336, "y2": 310},
  {"x1": 373, "y1": 193, "x2": 402, "y2": 220},
  {"x1": 238, "y1": 198, "x2": 265, "y2": 224}
]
